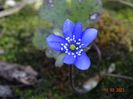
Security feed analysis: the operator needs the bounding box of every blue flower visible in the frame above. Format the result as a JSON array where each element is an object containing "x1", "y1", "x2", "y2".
[{"x1": 47, "y1": 19, "x2": 98, "y2": 70}]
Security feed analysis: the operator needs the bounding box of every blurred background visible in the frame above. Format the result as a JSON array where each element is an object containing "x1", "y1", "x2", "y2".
[{"x1": 0, "y1": 0, "x2": 133, "y2": 99}]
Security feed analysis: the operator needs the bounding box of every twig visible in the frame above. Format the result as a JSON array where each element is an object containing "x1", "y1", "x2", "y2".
[
  {"x1": 93, "y1": 43, "x2": 102, "y2": 63},
  {"x1": 69, "y1": 65, "x2": 86, "y2": 94},
  {"x1": 0, "y1": 61, "x2": 38, "y2": 85},
  {"x1": 0, "y1": 3, "x2": 25, "y2": 18},
  {"x1": 0, "y1": 0, "x2": 37, "y2": 18},
  {"x1": 105, "y1": 73, "x2": 133, "y2": 81},
  {"x1": 109, "y1": 0, "x2": 133, "y2": 8}
]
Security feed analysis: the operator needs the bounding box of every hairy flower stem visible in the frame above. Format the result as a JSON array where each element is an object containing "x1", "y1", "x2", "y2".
[
  {"x1": 69, "y1": 43, "x2": 102, "y2": 94},
  {"x1": 69, "y1": 65, "x2": 87, "y2": 94},
  {"x1": 85, "y1": 43, "x2": 102, "y2": 63}
]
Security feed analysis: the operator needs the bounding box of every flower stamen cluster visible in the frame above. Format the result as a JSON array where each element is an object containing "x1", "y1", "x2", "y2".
[{"x1": 60, "y1": 35, "x2": 84, "y2": 58}]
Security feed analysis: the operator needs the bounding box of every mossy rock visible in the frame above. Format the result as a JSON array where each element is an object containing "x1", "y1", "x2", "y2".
[{"x1": 94, "y1": 12, "x2": 132, "y2": 53}]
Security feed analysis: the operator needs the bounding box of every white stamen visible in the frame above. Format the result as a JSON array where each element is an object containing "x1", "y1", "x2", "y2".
[
  {"x1": 78, "y1": 39, "x2": 81, "y2": 41},
  {"x1": 72, "y1": 53, "x2": 74, "y2": 55},
  {"x1": 80, "y1": 49, "x2": 83, "y2": 51},
  {"x1": 76, "y1": 47, "x2": 79, "y2": 50},
  {"x1": 73, "y1": 35, "x2": 75, "y2": 38},
  {"x1": 74, "y1": 40, "x2": 76, "y2": 42},
  {"x1": 79, "y1": 45, "x2": 82, "y2": 48},
  {"x1": 76, "y1": 52, "x2": 78, "y2": 54},
  {"x1": 76, "y1": 42, "x2": 81, "y2": 45},
  {"x1": 68, "y1": 52, "x2": 71, "y2": 55},
  {"x1": 63, "y1": 46, "x2": 67, "y2": 49},
  {"x1": 61, "y1": 48, "x2": 63, "y2": 50},
  {"x1": 61, "y1": 43, "x2": 64, "y2": 46},
  {"x1": 66, "y1": 48, "x2": 68, "y2": 51},
  {"x1": 65, "y1": 43, "x2": 68, "y2": 46},
  {"x1": 65, "y1": 50, "x2": 68, "y2": 53},
  {"x1": 78, "y1": 54, "x2": 81, "y2": 56}
]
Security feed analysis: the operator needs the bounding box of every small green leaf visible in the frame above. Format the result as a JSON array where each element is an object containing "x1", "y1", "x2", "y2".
[
  {"x1": 32, "y1": 29, "x2": 49, "y2": 49},
  {"x1": 45, "y1": 48, "x2": 60, "y2": 58},
  {"x1": 55, "y1": 53, "x2": 65, "y2": 67}
]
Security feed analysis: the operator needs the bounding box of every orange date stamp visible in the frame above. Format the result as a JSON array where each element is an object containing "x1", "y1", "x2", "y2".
[{"x1": 102, "y1": 87, "x2": 127, "y2": 92}]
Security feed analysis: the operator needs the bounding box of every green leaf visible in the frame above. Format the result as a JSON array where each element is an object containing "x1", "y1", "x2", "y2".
[{"x1": 39, "y1": 0, "x2": 102, "y2": 28}]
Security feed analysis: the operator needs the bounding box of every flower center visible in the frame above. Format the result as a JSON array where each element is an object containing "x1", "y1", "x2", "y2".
[{"x1": 70, "y1": 44, "x2": 76, "y2": 51}]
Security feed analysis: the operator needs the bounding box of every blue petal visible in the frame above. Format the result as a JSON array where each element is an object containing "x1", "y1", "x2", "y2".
[
  {"x1": 46, "y1": 34, "x2": 66, "y2": 52},
  {"x1": 64, "y1": 54, "x2": 75, "y2": 64},
  {"x1": 47, "y1": 34, "x2": 66, "y2": 43},
  {"x1": 81, "y1": 28, "x2": 98, "y2": 48},
  {"x1": 63, "y1": 19, "x2": 75, "y2": 38},
  {"x1": 74, "y1": 52, "x2": 91, "y2": 70},
  {"x1": 73, "y1": 22, "x2": 83, "y2": 40}
]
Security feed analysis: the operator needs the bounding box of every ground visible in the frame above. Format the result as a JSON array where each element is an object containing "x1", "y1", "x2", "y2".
[{"x1": 0, "y1": 2, "x2": 133, "y2": 99}]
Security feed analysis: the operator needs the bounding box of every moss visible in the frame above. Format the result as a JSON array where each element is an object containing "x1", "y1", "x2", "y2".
[
  {"x1": 94, "y1": 12, "x2": 132, "y2": 53},
  {"x1": 0, "y1": 6, "x2": 51, "y2": 62}
]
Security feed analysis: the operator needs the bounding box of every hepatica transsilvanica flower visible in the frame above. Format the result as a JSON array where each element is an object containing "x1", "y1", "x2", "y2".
[{"x1": 47, "y1": 19, "x2": 98, "y2": 70}]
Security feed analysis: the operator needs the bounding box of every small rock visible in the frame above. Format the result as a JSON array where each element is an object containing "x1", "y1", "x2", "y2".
[
  {"x1": 5, "y1": 0, "x2": 16, "y2": 7},
  {"x1": 108, "y1": 63, "x2": 116, "y2": 73},
  {"x1": 0, "y1": 85, "x2": 12, "y2": 98},
  {"x1": 83, "y1": 75, "x2": 100, "y2": 92},
  {"x1": 0, "y1": 5, "x2": 4, "y2": 11}
]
